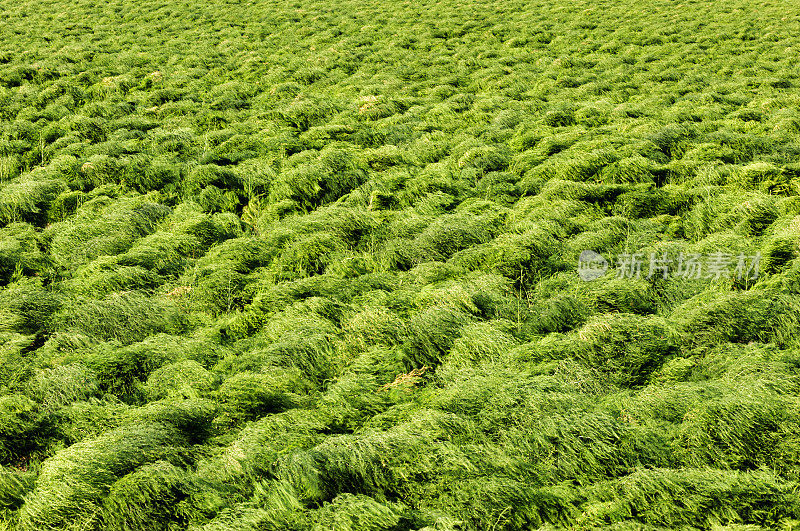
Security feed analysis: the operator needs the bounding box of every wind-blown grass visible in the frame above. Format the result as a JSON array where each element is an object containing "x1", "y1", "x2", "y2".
[{"x1": 2, "y1": 0, "x2": 800, "y2": 528}]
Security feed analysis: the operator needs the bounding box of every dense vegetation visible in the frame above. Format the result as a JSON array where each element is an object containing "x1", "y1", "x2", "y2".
[{"x1": 1, "y1": 0, "x2": 800, "y2": 528}]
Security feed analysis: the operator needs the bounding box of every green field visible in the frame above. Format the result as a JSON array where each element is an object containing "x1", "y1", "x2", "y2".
[{"x1": 1, "y1": 0, "x2": 800, "y2": 528}]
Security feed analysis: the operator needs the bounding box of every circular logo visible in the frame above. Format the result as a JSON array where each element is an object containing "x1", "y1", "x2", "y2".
[{"x1": 578, "y1": 250, "x2": 608, "y2": 281}]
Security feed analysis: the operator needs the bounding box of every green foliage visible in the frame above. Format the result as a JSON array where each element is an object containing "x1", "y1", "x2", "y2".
[
  {"x1": 0, "y1": 278, "x2": 60, "y2": 334},
  {"x1": 582, "y1": 468, "x2": 800, "y2": 528},
  {"x1": 684, "y1": 191, "x2": 779, "y2": 241},
  {"x1": 49, "y1": 292, "x2": 187, "y2": 345},
  {"x1": 761, "y1": 215, "x2": 800, "y2": 273},
  {"x1": 80, "y1": 335, "x2": 223, "y2": 401},
  {"x1": 404, "y1": 306, "x2": 474, "y2": 368},
  {"x1": 449, "y1": 227, "x2": 562, "y2": 285},
  {"x1": 274, "y1": 232, "x2": 344, "y2": 280},
  {"x1": 269, "y1": 146, "x2": 366, "y2": 209},
  {"x1": 0, "y1": 394, "x2": 39, "y2": 462},
  {"x1": 215, "y1": 370, "x2": 308, "y2": 426},
  {"x1": 116, "y1": 232, "x2": 201, "y2": 276},
  {"x1": 312, "y1": 493, "x2": 408, "y2": 530},
  {"x1": 0, "y1": 223, "x2": 50, "y2": 285},
  {"x1": 597, "y1": 156, "x2": 655, "y2": 184},
  {"x1": 541, "y1": 314, "x2": 679, "y2": 387},
  {"x1": 4, "y1": 0, "x2": 800, "y2": 528},
  {"x1": 196, "y1": 407, "x2": 326, "y2": 485},
  {"x1": 101, "y1": 460, "x2": 209, "y2": 531},
  {"x1": 145, "y1": 360, "x2": 215, "y2": 401},
  {"x1": 675, "y1": 393, "x2": 796, "y2": 471},
  {"x1": 613, "y1": 185, "x2": 670, "y2": 219},
  {"x1": 413, "y1": 212, "x2": 493, "y2": 262},
  {"x1": 672, "y1": 288, "x2": 800, "y2": 347},
  {"x1": 0, "y1": 467, "x2": 35, "y2": 511},
  {"x1": 62, "y1": 259, "x2": 163, "y2": 297},
  {"x1": 27, "y1": 363, "x2": 99, "y2": 410},
  {"x1": 17, "y1": 423, "x2": 194, "y2": 531},
  {"x1": 47, "y1": 196, "x2": 171, "y2": 269},
  {"x1": 582, "y1": 277, "x2": 658, "y2": 315}
]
